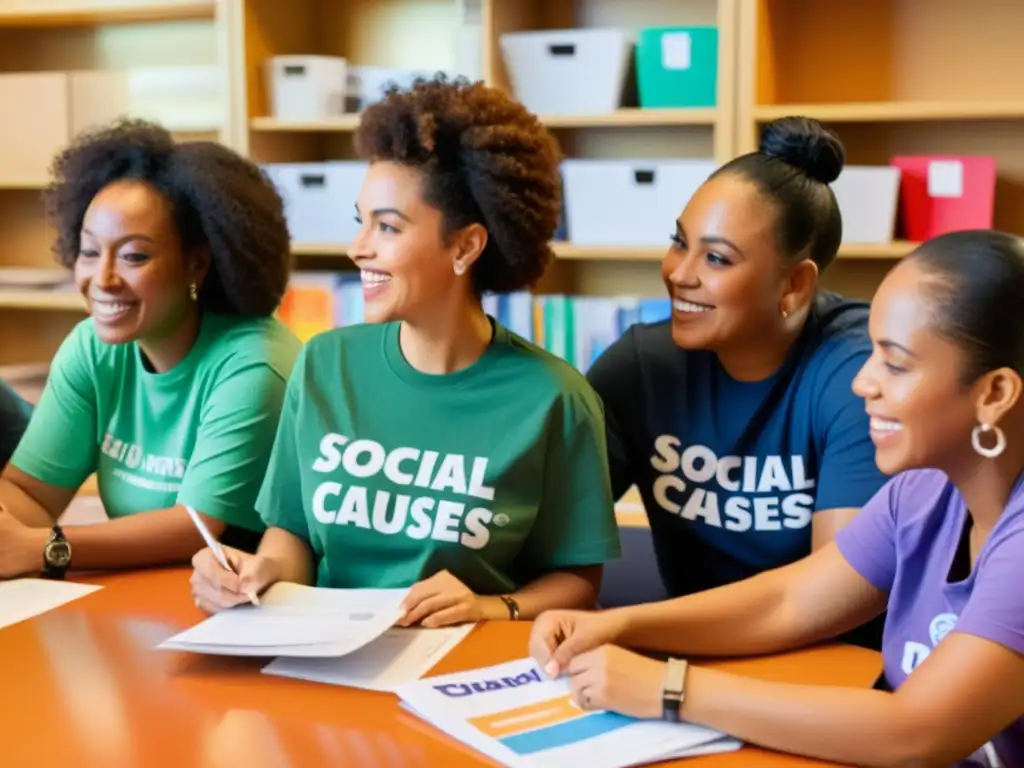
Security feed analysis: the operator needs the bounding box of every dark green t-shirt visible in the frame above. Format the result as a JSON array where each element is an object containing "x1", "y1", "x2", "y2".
[
  {"x1": 256, "y1": 319, "x2": 622, "y2": 593},
  {"x1": 0, "y1": 379, "x2": 31, "y2": 469}
]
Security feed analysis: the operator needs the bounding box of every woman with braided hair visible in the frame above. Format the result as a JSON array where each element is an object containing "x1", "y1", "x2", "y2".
[
  {"x1": 0, "y1": 119, "x2": 301, "y2": 579},
  {"x1": 190, "y1": 74, "x2": 622, "y2": 627}
]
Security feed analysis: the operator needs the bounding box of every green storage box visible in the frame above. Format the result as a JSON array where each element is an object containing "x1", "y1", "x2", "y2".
[{"x1": 636, "y1": 26, "x2": 718, "y2": 108}]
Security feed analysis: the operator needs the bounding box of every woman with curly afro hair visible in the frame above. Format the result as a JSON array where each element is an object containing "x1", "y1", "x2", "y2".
[
  {"x1": 191, "y1": 74, "x2": 622, "y2": 627},
  {"x1": 0, "y1": 119, "x2": 302, "y2": 580}
]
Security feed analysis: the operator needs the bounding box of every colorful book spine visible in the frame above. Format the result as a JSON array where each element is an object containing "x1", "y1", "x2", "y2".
[{"x1": 276, "y1": 276, "x2": 671, "y2": 373}]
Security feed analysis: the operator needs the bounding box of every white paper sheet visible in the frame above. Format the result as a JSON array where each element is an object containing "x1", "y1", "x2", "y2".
[
  {"x1": 262, "y1": 624, "x2": 475, "y2": 691},
  {"x1": 157, "y1": 582, "x2": 408, "y2": 657},
  {"x1": 396, "y1": 658, "x2": 742, "y2": 768},
  {"x1": 0, "y1": 579, "x2": 102, "y2": 629}
]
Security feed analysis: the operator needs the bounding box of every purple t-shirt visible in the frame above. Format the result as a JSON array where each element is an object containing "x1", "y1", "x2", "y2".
[{"x1": 836, "y1": 469, "x2": 1024, "y2": 768}]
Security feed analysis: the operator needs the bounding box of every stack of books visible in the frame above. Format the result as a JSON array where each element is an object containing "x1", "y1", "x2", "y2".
[{"x1": 275, "y1": 272, "x2": 671, "y2": 374}]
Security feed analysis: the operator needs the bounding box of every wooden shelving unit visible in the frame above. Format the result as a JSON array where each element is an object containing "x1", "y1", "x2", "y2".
[
  {"x1": 231, "y1": 0, "x2": 744, "y2": 299},
  {"x1": 2, "y1": 0, "x2": 1015, "y2": 369},
  {"x1": 0, "y1": 0, "x2": 215, "y2": 27},
  {"x1": 736, "y1": 0, "x2": 1024, "y2": 299},
  {"x1": 0, "y1": 0, "x2": 229, "y2": 367}
]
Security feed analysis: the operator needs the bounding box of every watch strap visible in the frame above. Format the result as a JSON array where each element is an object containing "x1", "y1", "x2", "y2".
[
  {"x1": 498, "y1": 594, "x2": 520, "y2": 621},
  {"x1": 661, "y1": 657, "x2": 689, "y2": 722}
]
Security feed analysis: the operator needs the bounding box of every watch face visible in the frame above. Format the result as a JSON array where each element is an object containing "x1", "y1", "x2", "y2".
[{"x1": 45, "y1": 541, "x2": 71, "y2": 567}]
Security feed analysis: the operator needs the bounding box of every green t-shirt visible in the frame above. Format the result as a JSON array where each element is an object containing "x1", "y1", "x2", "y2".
[
  {"x1": 11, "y1": 314, "x2": 302, "y2": 533},
  {"x1": 0, "y1": 378, "x2": 31, "y2": 469},
  {"x1": 256, "y1": 320, "x2": 622, "y2": 593}
]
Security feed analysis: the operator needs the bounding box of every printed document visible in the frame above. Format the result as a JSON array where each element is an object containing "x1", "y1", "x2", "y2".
[
  {"x1": 396, "y1": 658, "x2": 741, "y2": 768},
  {"x1": 157, "y1": 582, "x2": 408, "y2": 657},
  {"x1": 262, "y1": 624, "x2": 475, "y2": 691},
  {"x1": 0, "y1": 579, "x2": 102, "y2": 630}
]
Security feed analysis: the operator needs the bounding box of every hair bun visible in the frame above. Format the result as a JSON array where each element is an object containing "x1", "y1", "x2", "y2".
[{"x1": 758, "y1": 116, "x2": 845, "y2": 184}]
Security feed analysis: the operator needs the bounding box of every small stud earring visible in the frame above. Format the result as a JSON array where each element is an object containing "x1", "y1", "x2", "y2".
[
  {"x1": 453, "y1": 263, "x2": 465, "y2": 276},
  {"x1": 189, "y1": 281, "x2": 198, "y2": 301},
  {"x1": 782, "y1": 309, "x2": 789, "y2": 319}
]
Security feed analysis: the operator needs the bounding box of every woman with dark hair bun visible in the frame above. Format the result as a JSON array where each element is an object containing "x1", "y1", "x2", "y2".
[
  {"x1": 0, "y1": 119, "x2": 301, "y2": 579},
  {"x1": 589, "y1": 116, "x2": 886, "y2": 612},
  {"x1": 531, "y1": 229, "x2": 1024, "y2": 767},
  {"x1": 189, "y1": 74, "x2": 621, "y2": 628}
]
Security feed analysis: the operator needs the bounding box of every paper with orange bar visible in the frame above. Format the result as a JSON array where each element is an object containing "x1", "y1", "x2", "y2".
[
  {"x1": 469, "y1": 694, "x2": 583, "y2": 738},
  {"x1": 396, "y1": 658, "x2": 740, "y2": 768}
]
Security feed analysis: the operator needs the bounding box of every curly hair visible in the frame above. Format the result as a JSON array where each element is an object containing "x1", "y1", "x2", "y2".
[
  {"x1": 353, "y1": 73, "x2": 563, "y2": 294},
  {"x1": 43, "y1": 118, "x2": 292, "y2": 316}
]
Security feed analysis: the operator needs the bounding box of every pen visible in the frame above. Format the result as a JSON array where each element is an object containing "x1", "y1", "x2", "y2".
[{"x1": 184, "y1": 504, "x2": 260, "y2": 606}]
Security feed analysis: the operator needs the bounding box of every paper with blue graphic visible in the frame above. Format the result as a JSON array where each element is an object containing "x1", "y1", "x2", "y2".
[
  {"x1": 396, "y1": 658, "x2": 741, "y2": 767},
  {"x1": 157, "y1": 582, "x2": 408, "y2": 657}
]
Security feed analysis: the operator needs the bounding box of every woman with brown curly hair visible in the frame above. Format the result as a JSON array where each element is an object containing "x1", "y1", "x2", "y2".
[
  {"x1": 190, "y1": 74, "x2": 622, "y2": 627},
  {"x1": 0, "y1": 119, "x2": 301, "y2": 580}
]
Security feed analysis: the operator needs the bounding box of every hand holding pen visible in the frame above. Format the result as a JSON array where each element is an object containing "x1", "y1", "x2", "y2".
[{"x1": 185, "y1": 505, "x2": 268, "y2": 611}]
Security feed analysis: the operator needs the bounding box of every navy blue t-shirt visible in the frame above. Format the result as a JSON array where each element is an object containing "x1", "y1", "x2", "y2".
[
  {"x1": 587, "y1": 290, "x2": 888, "y2": 596},
  {"x1": 0, "y1": 379, "x2": 32, "y2": 469}
]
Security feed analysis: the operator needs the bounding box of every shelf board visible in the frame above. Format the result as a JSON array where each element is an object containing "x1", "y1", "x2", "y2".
[
  {"x1": 291, "y1": 243, "x2": 349, "y2": 256},
  {"x1": 541, "y1": 108, "x2": 718, "y2": 128},
  {"x1": 0, "y1": 179, "x2": 47, "y2": 190},
  {"x1": 840, "y1": 241, "x2": 920, "y2": 259},
  {"x1": 753, "y1": 101, "x2": 1024, "y2": 124},
  {"x1": 552, "y1": 241, "x2": 918, "y2": 261},
  {"x1": 291, "y1": 241, "x2": 918, "y2": 261},
  {"x1": 0, "y1": 291, "x2": 86, "y2": 311},
  {"x1": 552, "y1": 243, "x2": 663, "y2": 261},
  {"x1": 0, "y1": 1, "x2": 215, "y2": 26},
  {"x1": 251, "y1": 108, "x2": 718, "y2": 134},
  {"x1": 250, "y1": 115, "x2": 361, "y2": 132}
]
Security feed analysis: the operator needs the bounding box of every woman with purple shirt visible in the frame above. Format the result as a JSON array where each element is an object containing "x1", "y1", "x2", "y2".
[{"x1": 527, "y1": 229, "x2": 1024, "y2": 767}]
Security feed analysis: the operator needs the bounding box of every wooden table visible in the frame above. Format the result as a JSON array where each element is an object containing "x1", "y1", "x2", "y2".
[{"x1": 0, "y1": 567, "x2": 882, "y2": 768}]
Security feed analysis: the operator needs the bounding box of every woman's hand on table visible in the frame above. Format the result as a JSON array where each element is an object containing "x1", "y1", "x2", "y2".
[
  {"x1": 0, "y1": 505, "x2": 47, "y2": 579},
  {"x1": 190, "y1": 547, "x2": 280, "y2": 612},
  {"x1": 397, "y1": 569, "x2": 499, "y2": 628},
  {"x1": 530, "y1": 610, "x2": 666, "y2": 718},
  {"x1": 529, "y1": 609, "x2": 629, "y2": 676},
  {"x1": 565, "y1": 645, "x2": 667, "y2": 719}
]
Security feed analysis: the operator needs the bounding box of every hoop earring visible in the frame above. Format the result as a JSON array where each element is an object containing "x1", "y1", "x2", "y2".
[
  {"x1": 189, "y1": 281, "x2": 198, "y2": 302},
  {"x1": 971, "y1": 422, "x2": 1006, "y2": 459}
]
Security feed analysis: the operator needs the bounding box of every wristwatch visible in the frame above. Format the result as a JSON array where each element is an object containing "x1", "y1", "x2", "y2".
[
  {"x1": 498, "y1": 594, "x2": 520, "y2": 620},
  {"x1": 41, "y1": 525, "x2": 72, "y2": 580},
  {"x1": 661, "y1": 657, "x2": 689, "y2": 722}
]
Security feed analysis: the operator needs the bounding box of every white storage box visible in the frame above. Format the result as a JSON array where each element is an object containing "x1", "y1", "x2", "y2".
[
  {"x1": 829, "y1": 166, "x2": 901, "y2": 244},
  {"x1": 264, "y1": 56, "x2": 346, "y2": 121},
  {"x1": 499, "y1": 28, "x2": 633, "y2": 115},
  {"x1": 263, "y1": 161, "x2": 369, "y2": 245},
  {"x1": 562, "y1": 159, "x2": 716, "y2": 246}
]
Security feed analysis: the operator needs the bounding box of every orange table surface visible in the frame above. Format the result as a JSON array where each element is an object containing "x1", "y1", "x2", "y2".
[{"x1": 0, "y1": 567, "x2": 882, "y2": 768}]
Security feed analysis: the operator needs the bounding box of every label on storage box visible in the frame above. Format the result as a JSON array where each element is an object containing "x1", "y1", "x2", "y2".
[
  {"x1": 928, "y1": 160, "x2": 964, "y2": 198},
  {"x1": 661, "y1": 32, "x2": 692, "y2": 70}
]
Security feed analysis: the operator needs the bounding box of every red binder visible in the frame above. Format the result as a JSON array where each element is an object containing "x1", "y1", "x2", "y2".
[{"x1": 890, "y1": 155, "x2": 996, "y2": 242}]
